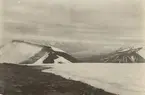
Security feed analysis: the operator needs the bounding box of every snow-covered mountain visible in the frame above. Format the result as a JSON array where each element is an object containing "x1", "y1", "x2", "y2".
[{"x1": 0, "y1": 40, "x2": 78, "y2": 64}]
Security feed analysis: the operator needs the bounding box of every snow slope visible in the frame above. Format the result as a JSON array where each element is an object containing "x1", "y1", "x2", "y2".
[
  {"x1": 33, "y1": 52, "x2": 49, "y2": 65},
  {"x1": 42, "y1": 63, "x2": 145, "y2": 95},
  {"x1": 0, "y1": 42, "x2": 42, "y2": 63},
  {"x1": 138, "y1": 48, "x2": 145, "y2": 59}
]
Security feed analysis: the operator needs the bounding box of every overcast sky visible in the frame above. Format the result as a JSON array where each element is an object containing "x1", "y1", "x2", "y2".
[{"x1": 2, "y1": 0, "x2": 145, "y2": 54}]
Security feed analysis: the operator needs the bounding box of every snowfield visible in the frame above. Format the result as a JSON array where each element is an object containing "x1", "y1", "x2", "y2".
[
  {"x1": 0, "y1": 42, "x2": 42, "y2": 63},
  {"x1": 40, "y1": 63, "x2": 145, "y2": 95}
]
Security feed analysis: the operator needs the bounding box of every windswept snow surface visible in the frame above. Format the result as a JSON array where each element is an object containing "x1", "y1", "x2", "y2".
[
  {"x1": 0, "y1": 42, "x2": 42, "y2": 63},
  {"x1": 42, "y1": 63, "x2": 145, "y2": 95}
]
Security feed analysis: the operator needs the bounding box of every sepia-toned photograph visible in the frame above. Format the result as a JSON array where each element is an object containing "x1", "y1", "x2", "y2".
[{"x1": 0, "y1": 0, "x2": 145, "y2": 95}]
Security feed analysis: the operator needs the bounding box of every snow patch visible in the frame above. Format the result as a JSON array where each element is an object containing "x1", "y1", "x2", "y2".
[
  {"x1": 54, "y1": 55, "x2": 71, "y2": 64},
  {"x1": 33, "y1": 54, "x2": 71, "y2": 64},
  {"x1": 33, "y1": 52, "x2": 49, "y2": 65},
  {"x1": 51, "y1": 46, "x2": 65, "y2": 53}
]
